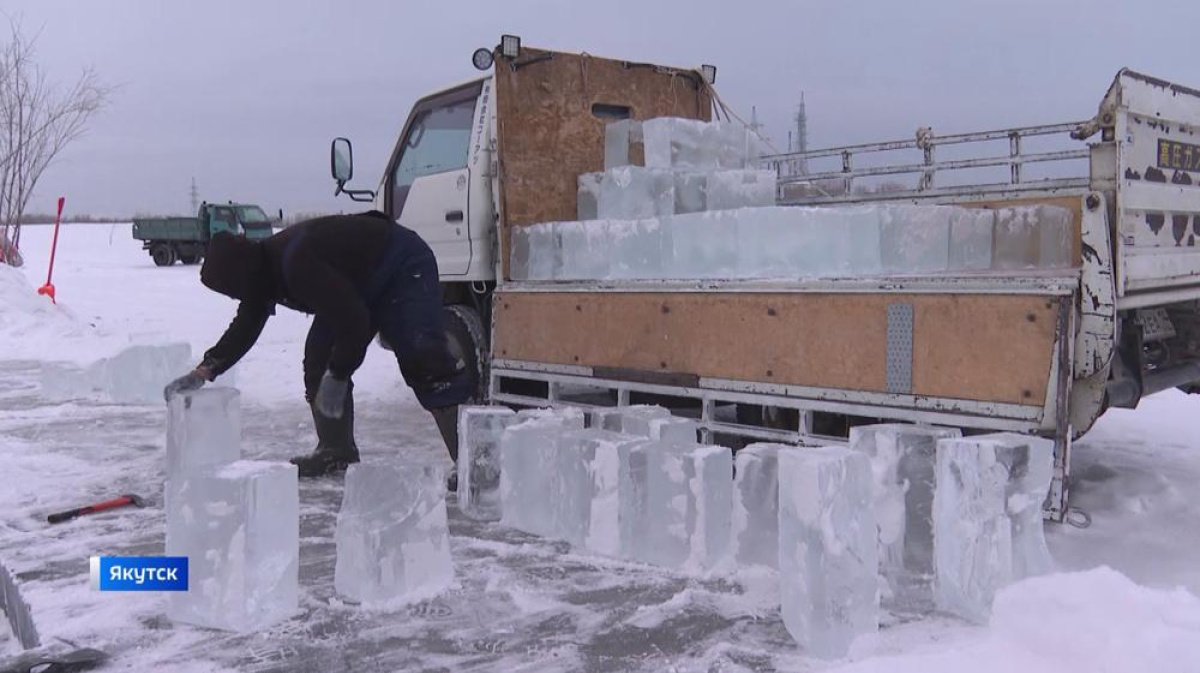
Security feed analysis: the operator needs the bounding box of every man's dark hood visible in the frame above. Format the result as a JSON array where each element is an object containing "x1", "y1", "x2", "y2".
[{"x1": 200, "y1": 233, "x2": 273, "y2": 303}]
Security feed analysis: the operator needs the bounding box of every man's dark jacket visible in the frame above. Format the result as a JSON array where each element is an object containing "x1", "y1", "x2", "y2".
[{"x1": 199, "y1": 213, "x2": 395, "y2": 379}]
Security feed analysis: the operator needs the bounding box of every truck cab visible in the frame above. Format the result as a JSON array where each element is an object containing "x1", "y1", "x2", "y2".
[{"x1": 132, "y1": 202, "x2": 277, "y2": 267}]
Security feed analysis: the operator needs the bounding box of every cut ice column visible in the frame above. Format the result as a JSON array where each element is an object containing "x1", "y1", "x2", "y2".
[
  {"x1": 603, "y1": 119, "x2": 641, "y2": 169},
  {"x1": 778, "y1": 446, "x2": 878, "y2": 659},
  {"x1": 509, "y1": 222, "x2": 561, "y2": 281},
  {"x1": 335, "y1": 462, "x2": 452, "y2": 604},
  {"x1": 166, "y1": 387, "x2": 242, "y2": 482},
  {"x1": 705, "y1": 170, "x2": 776, "y2": 211},
  {"x1": 500, "y1": 408, "x2": 584, "y2": 536},
  {"x1": 849, "y1": 424, "x2": 961, "y2": 609},
  {"x1": 554, "y1": 429, "x2": 647, "y2": 555},
  {"x1": 166, "y1": 461, "x2": 299, "y2": 632},
  {"x1": 641, "y1": 118, "x2": 714, "y2": 169},
  {"x1": 933, "y1": 433, "x2": 1055, "y2": 624},
  {"x1": 597, "y1": 167, "x2": 675, "y2": 220},
  {"x1": 607, "y1": 218, "x2": 672, "y2": 280},
  {"x1": 457, "y1": 406, "x2": 517, "y2": 521},
  {"x1": 620, "y1": 410, "x2": 697, "y2": 444},
  {"x1": 730, "y1": 443, "x2": 782, "y2": 568},
  {"x1": 641, "y1": 442, "x2": 732, "y2": 570}
]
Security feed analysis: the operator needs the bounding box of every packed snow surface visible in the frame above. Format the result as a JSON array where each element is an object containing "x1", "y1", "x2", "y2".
[{"x1": 1, "y1": 224, "x2": 1198, "y2": 671}]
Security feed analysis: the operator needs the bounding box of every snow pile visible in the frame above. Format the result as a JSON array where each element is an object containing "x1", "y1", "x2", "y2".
[
  {"x1": 831, "y1": 567, "x2": 1200, "y2": 673},
  {"x1": 0, "y1": 263, "x2": 91, "y2": 354}
]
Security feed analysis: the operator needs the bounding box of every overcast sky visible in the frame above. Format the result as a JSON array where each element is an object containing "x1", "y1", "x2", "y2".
[{"x1": 7, "y1": 0, "x2": 1199, "y2": 218}]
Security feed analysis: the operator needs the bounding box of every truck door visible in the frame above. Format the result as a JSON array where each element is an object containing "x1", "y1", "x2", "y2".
[
  {"x1": 210, "y1": 206, "x2": 239, "y2": 236},
  {"x1": 385, "y1": 82, "x2": 482, "y2": 276}
]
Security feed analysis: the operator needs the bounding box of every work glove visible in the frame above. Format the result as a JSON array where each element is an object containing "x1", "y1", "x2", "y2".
[
  {"x1": 163, "y1": 370, "x2": 207, "y2": 401},
  {"x1": 314, "y1": 372, "x2": 349, "y2": 419}
]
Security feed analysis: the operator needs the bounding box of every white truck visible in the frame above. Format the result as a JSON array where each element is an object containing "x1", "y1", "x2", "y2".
[{"x1": 329, "y1": 36, "x2": 1200, "y2": 520}]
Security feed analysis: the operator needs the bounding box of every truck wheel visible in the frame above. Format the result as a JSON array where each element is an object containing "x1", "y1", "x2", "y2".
[
  {"x1": 179, "y1": 252, "x2": 202, "y2": 265},
  {"x1": 444, "y1": 304, "x2": 488, "y2": 404},
  {"x1": 151, "y1": 244, "x2": 176, "y2": 267}
]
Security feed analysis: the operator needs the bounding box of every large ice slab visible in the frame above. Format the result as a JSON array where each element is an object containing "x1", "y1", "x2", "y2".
[
  {"x1": 667, "y1": 210, "x2": 741, "y2": 279},
  {"x1": 849, "y1": 424, "x2": 961, "y2": 609},
  {"x1": 619, "y1": 408, "x2": 697, "y2": 443},
  {"x1": 166, "y1": 387, "x2": 241, "y2": 483},
  {"x1": 577, "y1": 172, "x2": 603, "y2": 220},
  {"x1": 706, "y1": 170, "x2": 776, "y2": 211},
  {"x1": 993, "y1": 205, "x2": 1073, "y2": 270},
  {"x1": 603, "y1": 119, "x2": 641, "y2": 169},
  {"x1": 730, "y1": 443, "x2": 783, "y2": 568},
  {"x1": 508, "y1": 222, "x2": 561, "y2": 281},
  {"x1": 166, "y1": 461, "x2": 299, "y2": 632},
  {"x1": 335, "y1": 462, "x2": 452, "y2": 604},
  {"x1": 559, "y1": 220, "x2": 612, "y2": 281},
  {"x1": 640, "y1": 442, "x2": 732, "y2": 571},
  {"x1": 933, "y1": 433, "x2": 1056, "y2": 624},
  {"x1": 499, "y1": 408, "x2": 585, "y2": 536},
  {"x1": 40, "y1": 342, "x2": 192, "y2": 404},
  {"x1": 880, "y1": 205, "x2": 951, "y2": 274},
  {"x1": 457, "y1": 406, "x2": 517, "y2": 521},
  {"x1": 607, "y1": 218, "x2": 673, "y2": 280},
  {"x1": 597, "y1": 167, "x2": 675, "y2": 220},
  {"x1": 948, "y1": 208, "x2": 996, "y2": 271},
  {"x1": 778, "y1": 446, "x2": 878, "y2": 659},
  {"x1": 589, "y1": 405, "x2": 669, "y2": 432}
]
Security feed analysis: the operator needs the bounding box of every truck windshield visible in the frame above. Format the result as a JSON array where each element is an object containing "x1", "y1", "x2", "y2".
[{"x1": 236, "y1": 206, "x2": 271, "y2": 224}]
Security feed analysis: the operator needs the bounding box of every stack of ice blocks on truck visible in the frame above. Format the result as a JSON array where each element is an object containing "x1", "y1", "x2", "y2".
[
  {"x1": 510, "y1": 117, "x2": 1075, "y2": 282},
  {"x1": 460, "y1": 403, "x2": 1059, "y2": 659}
]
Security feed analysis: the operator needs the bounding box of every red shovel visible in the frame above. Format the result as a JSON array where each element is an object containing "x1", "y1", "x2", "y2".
[{"x1": 37, "y1": 196, "x2": 66, "y2": 303}]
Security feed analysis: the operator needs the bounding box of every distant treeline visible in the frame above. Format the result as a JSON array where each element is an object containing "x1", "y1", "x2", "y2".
[{"x1": 13, "y1": 213, "x2": 129, "y2": 224}]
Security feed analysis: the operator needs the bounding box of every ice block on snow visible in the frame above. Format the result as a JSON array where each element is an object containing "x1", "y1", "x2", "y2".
[
  {"x1": 971, "y1": 433, "x2": 1055, "y2": 580},
  {"x1": 457, "y1": 406, "x2": 517, "y2": 521},
  {"x1": 705, "y1": 170, "x2": 776, "y2": 211},
  {"x1": 933, "y1": 436, "x2": 1018, "y2": 623},
  {"x1": 730, "y1": 443, "x2": 783, "y2": 568},
  {"x1": 597, "y1": 167, "x2": 676, "y2": 220},
  {"x1": 849, "y1": 424, "x2": 961, "y2": 609},
  {"x1": 620, "y1": 409, "x2": 697, "y2": 444},
  {"x1": 166, "y1": 461, "x2": 298, "y2": 632},
  {"x1": 641, "y1": 442, "x2": 732, "y2": 570},
  {"x1": 778, "y1": 446, "x2": 878, "y2": 659},
  {"x1": 500, "y1": 408, "x2": 584, "y2": 536},
  {"x1": 166, "y1": 387, "x2": 242, "y2": 482},
  {"x1": 554, "y1": 429, "x2": 648, "y2": 555},
  {"x1": 335, "y1": 462, "x2": 452, "y2": 604}
]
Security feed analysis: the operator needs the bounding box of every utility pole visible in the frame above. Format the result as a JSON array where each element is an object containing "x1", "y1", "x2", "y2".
[{"x1": 189, "y1": 177, "x2": 200, "y2": 214}]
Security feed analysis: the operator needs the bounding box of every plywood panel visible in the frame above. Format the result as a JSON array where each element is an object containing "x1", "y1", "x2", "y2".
[
  {"x1": 494, "y1": 47, "x2": 712, "y2": 277},
  {"x1": 494, "y1": 291, "x2": 1061, "y2": 406}
]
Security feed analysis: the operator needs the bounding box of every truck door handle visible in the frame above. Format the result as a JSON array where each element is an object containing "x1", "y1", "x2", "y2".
[{"x1": 445, "y1": 210, "x2": 464, "y2": 222}]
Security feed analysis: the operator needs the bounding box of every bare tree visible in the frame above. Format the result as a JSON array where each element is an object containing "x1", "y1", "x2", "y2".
[{"x1": 0, "y1": 18, "x2": 110, "y2": 266}]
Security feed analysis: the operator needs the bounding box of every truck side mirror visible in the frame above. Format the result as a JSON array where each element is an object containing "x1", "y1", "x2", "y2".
[{"x1": 331, "y1": 137, "x2": 354, "y2": 185}]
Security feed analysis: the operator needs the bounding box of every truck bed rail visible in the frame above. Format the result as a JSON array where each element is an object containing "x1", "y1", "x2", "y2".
[{"x1": 762, "y1": 120, "x2": 1093, "y2": 205}]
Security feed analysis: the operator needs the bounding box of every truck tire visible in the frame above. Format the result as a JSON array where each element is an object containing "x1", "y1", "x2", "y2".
[
  {"x1": 151, "y1": 244, "x2": 176, "y2": 267},
  {"x1": 443, "y1": 304, "x2": 488, "y2": 404},
  {"x1": 178, "y1": 252, "x2": 202, "y2": 265}
]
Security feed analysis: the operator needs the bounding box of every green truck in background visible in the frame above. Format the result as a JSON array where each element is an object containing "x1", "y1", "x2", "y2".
[{"x1": 132, "y1": 202, "x2": 276, "y2": 266}]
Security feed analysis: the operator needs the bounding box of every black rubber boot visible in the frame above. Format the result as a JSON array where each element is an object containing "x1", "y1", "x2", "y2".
[
  {"x1": 430, "y1": 405, "x2": 460, "y2": 491},
  {"x1": 291, "y1": 395, "x2": 359, "y2": 478}
]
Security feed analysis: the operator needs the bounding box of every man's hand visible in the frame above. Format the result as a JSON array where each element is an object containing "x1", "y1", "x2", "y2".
[
  {"x1": 314, "y1": 372, "x2": 348, "y2": 419},
  {"x1": 163, "y1": 367, "x2": 211, "y2": 401}
]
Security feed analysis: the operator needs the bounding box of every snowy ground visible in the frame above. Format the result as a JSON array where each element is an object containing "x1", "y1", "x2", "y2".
[{"x1": 1, "y1": 224, "x2": 1198, "y2": 672}]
